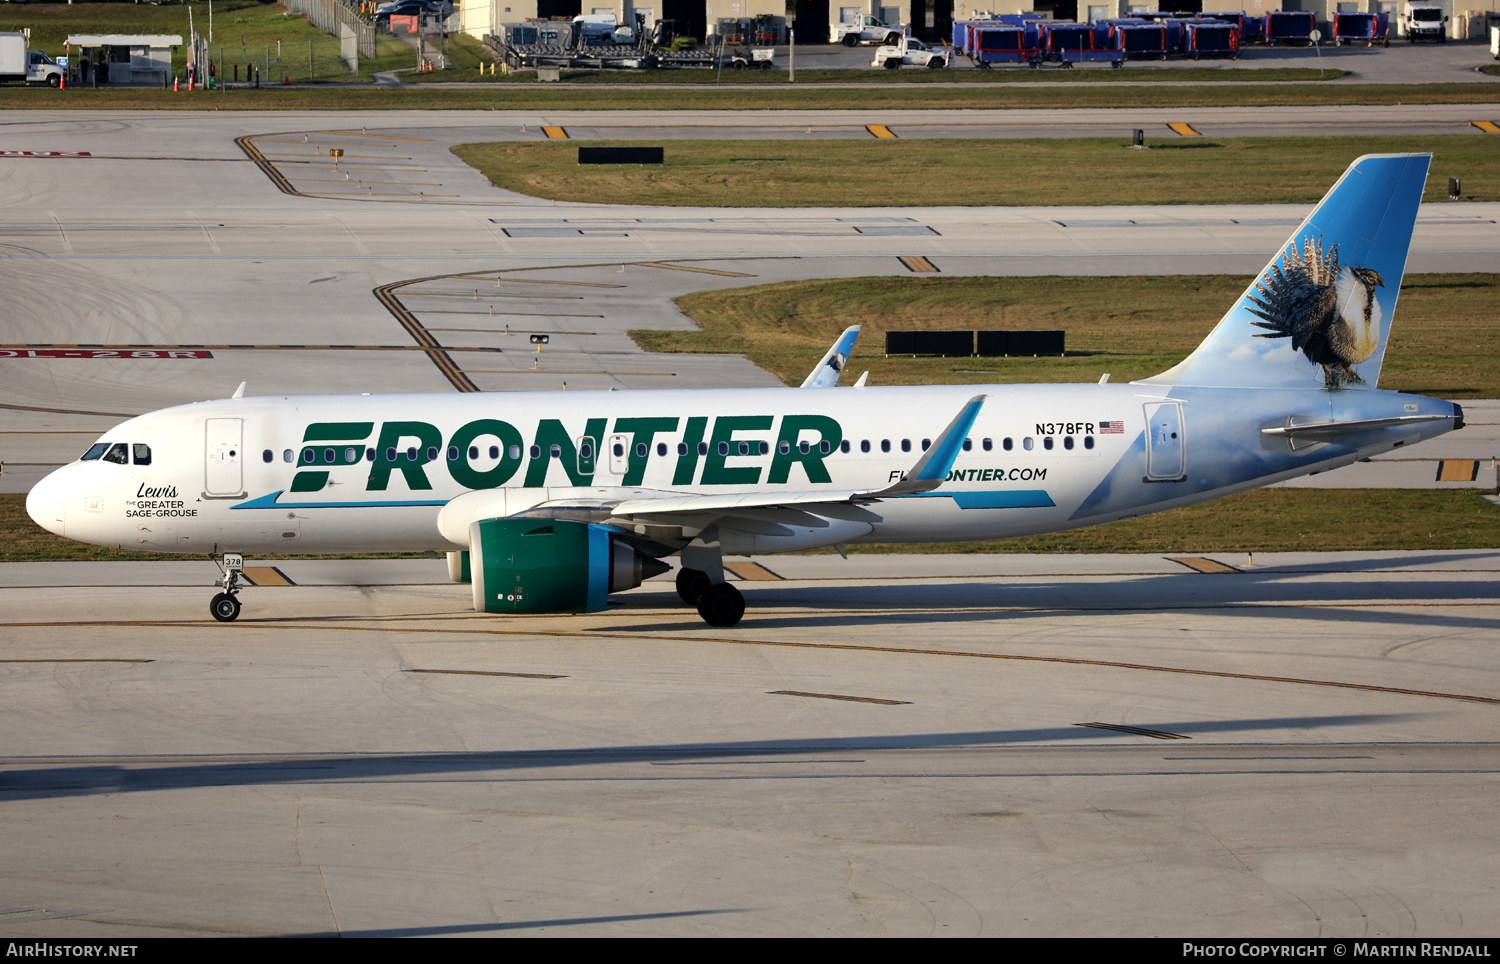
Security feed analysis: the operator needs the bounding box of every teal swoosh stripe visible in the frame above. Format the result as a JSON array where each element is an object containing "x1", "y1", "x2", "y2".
[
  {"x1": 233, "y1": 490, "x2": 448, "y2": 510},
  {"x1": 905, "y1": 490, "x2": 1054, "y2": 509}
]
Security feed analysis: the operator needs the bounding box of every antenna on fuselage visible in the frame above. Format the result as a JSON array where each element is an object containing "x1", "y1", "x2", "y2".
[{"x1": 231, "y1": 381, "x2": 246, "y2": 399}]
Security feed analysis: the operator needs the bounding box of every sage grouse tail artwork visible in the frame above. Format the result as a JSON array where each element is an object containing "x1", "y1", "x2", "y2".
[
  {"x1": 1141, "y1": 153, "x2": 1428, "y2": 394},
  {"x1": 1246, "y1": 237, "x2": 1386, "y2": 389}
]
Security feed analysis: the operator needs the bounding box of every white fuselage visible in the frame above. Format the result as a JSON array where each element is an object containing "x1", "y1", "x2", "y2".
[{"x1": 26, "y1": 381, "x2": 1459, "y2": 558}]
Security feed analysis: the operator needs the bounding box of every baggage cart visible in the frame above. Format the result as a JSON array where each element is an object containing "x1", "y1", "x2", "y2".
[
  {"x1": 1333, "y1": 12, "x2": 1382, "y2": 45},
  {"x1": 1183, "y1": 21, "x2": 1239, "y2": 57},
  {"x1": 1265, "y1": 10, "x2": 1317, "y2": 44}
]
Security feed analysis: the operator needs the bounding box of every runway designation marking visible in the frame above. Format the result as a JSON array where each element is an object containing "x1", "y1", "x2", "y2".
[
  {"x1": 1167, "y1": 123, "x2": 1202, "y2": 137},
  {"x1": 771, "y1": 690, "x2": 910, "y2": 705},
  {"x1": 242, "y1": 567, "x2": 295, "y2": 587},
  {"x1": 866, "y1": 125, "x2": 898, "y2": 139},
  {"x1": 899, "y1": 255, "x2": 939, "y2": 273},
  {"x1": 725, "y1": 562, "x2": 783, "y2": 581},
  {"x1": 543, "y1": 126, "x2": 570, "y2": 139},
  {"x1": 1168, "y1": 557, "x2": 1241, "y2": 574},
  {"x1": 0, "y1": 348, "x2": 211, "y2": 359},
  {"x1": 1077, "y1": 722, "x2": 1189, "y2": 740},
  {"x1": 407, "y1": 668, "x2": 566, "y2": 679},
  {"x1": 1436, "y1": 459, "x2": 1480, "y2": 482},
  {"x1": 1471, "y1": 121, "x2": 1500, "y2": 134}
]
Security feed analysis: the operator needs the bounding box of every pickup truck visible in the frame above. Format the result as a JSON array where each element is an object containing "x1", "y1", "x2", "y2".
[
  {"x1": 0, "y1": 33, "x2": 63, "y2": 86},
  {"x1": 871, "y1": 37, "x2": 948, "y2": 68},
  {"x1": 830, "y1": 15, "x2": 903, "y2": 47}
]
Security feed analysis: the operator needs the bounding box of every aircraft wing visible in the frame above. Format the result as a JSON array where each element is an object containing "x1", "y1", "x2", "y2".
[{"x1": 522, "y1": 395, "x2": 987, "y2": 528}]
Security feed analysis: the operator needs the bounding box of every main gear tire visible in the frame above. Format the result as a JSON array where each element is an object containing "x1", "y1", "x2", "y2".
[
  {"x1": 676, "y1": 567, "x2": 711, "y2": 605},
  {"x1": 696, "y1": 583, "x2": 745, "y2": 627}
]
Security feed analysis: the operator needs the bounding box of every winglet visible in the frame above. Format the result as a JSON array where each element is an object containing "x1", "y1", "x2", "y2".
[
  {"x1": 871, "y1": 395, "x2": 986, "y2": 497},
  {"x1": 800, "y1": 325, "x2": 861, "y2": 389}
]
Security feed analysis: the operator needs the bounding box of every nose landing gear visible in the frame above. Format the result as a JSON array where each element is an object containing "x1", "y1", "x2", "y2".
[{"x1": 210, "y1": 552, "x2": 245, "y2": 622}]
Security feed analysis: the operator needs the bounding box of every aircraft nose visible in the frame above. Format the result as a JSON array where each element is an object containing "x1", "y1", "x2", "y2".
[{"x1": 26, "y1": 472, "x2": 67, "y2": 539}]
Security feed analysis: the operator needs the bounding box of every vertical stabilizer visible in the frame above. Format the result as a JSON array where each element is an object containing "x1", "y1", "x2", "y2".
[{"x1": 1142, "y1": 153, "x2": 1430, "y2": 391}]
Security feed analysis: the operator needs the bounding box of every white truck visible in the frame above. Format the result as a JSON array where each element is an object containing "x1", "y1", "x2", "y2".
[
  {"x1": 0, "y1": 33, "x2": 63, "y2": 86},
  {"x1": 1402, "y1": 2, "x2": 1448, "y2": 42},
  {"x1": 830, "y1": 15, "x2": 903, "y2": 47},
  {"x1": 871, "y1": 37, "x2": 948, "y2": 68}
]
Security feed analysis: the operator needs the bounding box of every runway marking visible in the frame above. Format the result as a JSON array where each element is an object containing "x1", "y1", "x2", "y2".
[
  {"x1": 1167, "y1": 122, "x2": 1202, "y2": 137},
  {"x1": 0, "y1": 348, "x2": 211, "y2": 359},
  {"x1": 407, "y1": 668, "x2": 566, "y2": 679},
  {"x1": 242, "y1": 567, "x2": 295, "y2": 587},
  {"x1": 1169, "y1": 557, "x2": 1240, "y2": 574},
  {"x1": 899, "y1": 255, "x2": 939, "y2": 273},
  {"x1": 725, "y1": 562, "x2": 783, "y2": 581},
  {"x1": 1436, "y1": 459, "x2": 1480, "y2": 482},
  {"x1": 0, "y1": 658, "x2": 152, "y2": 664},
  {"x1": 294, "y1": 179, "x2": 443, "y2": 186},
  {"x1": 424, "y1": 312, "x2": 605, "y2": 318},
  {"x1": 464, "y1": 369, "x2": 676, "y2": 376},
  {"x1": 428, "y1": 327, "x2": 599, "y2": 334},
  {"x1": 543, "y1": 126, "x2": 570, "y2": 139},
  {"x1": 258, "y1": 153, "x2": 414, "y2": 161},
  {"x1": 0, "y1": 343, "x2": 501, "y2": 354},
  {"x1": 866, "y1": 125, "x2": 898, "y2": 139},
  {"x1": 11, "y1": 609, "x2": 1499, "y2": 706},
  {"x1": 633, "y1": 262, "x2": 755, "y2": 277},
  {"x1": 1077, "y1": 722, "x2": 1189, "y2": 740},
  {"x1": 771, "y1": 690, "x2": 910, "y2": 705},
  {"x1": 1471, "y1": 121, "x2": 1500, "y2": 134},
  {"x1": 0, "y1": 402, "x2": 138, "y2": 417},
  {"x1": 318, "y1": 130, "x2": 433, "y2": 141},
  {"x1": 234, "y1": 135, "x2": 302, "y2": 197}
]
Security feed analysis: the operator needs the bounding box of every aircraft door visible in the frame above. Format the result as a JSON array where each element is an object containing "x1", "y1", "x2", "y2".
[
  {"x1": 204, "y1": 418, "x2": 246, "y2": 497},
  {"x1": 606, "y1": 433, "x2": 630, "y2": 476},
  {"x1": 1144, "y1": 402, "x2": 1185, "y2": 481},
  {"x1": 576, "y1": 435, "x2": 597, "y2": 476}
]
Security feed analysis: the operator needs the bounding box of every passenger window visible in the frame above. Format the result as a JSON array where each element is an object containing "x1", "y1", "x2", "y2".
[
  {"x1": 103, "y1": 443, "x2": 128, "y2": 464},
  {"x1": 470, "y1": 446, "x2": 480, "y2": 460},
  {"x1": 1063, "y1": 436, "x2": 1074, "y2": 450},
  {"x1": 1003, "y1": 438, "x2": 1013, "y2": 451},
  {"x1": 739, "y1": 441, "x2": 751, "y2": 456},
  {"x1": 698, "y1": 442, "x2": 708, "y2": 456},
  {"x1": 921, "y1": 439, "x2": 930, "y2": 451},
  {"x1": 901, "y1": 439, "x2": 911, "y2": 453},
  {"x1": 636, "y1": 442, "x2": 648, "y2": 458},
  {"x1": 1084, "y1": 436, "x2": 1095, "y2": 450},
  {"x1": 447, "y1": 447, "x2": 459, "y2": 461},
  {"x1": 983, "y1": 439, "x2": 993, "y2": 452},
  {"x1": 262, "y1": 450, "x2": 273, "y2": 464},
  {"x1": 657, "y1": 443, "x2": 668, "y2": 457},
  {"x1": 798, "y1": 440, "x2": 809, "y2": 455},
  {"x1": 284, "y1": 449, "x2": 294, "y2": 463},
  {"x1": 962, "y1": 439, "x2": 972, "y2": 451},
  {"x1": 1023, "y1": 437, "x2": 1034, "y2": 451},
  {"x1": 509, "y1": 445, "x2": 521, "y2": 460},
  {"x1": 820, "y1": 441, "x2": 831, "y2": 455},
  {"x1": 549, "y1": 444, "x2": 561, "y2": 459},
  {"x1": 677, "y1": 442, "x2": 688, "y2": 456},
  {"x1": 840, "y1": 441, "x2": 850, "y2": 454},
  {"x1": 779, "y1": 440, "x2": 791, "y2": 455},
  {"x1": 1043, "y1": 437, "x2": 1054, "y2": 451},
  {"x1": 133, "y1": 443, "x2": 152, "y2": 466},
  {"x1": 881, "y1": 439, "x2": 891, "y2": 453},
  {"x1": 861, "y1": 440, "x2": 870, "y2": 453},
  {"x1": 80, "y1": 443, "x2": 109, "y2": 461},
  {"x1": 718, "y1": 441, "x2": 729, "y2": 456}
]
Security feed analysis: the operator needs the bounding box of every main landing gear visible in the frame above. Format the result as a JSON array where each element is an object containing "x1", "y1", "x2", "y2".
[
  {"x1": 675, "y1": 566, "x2": 745, "y2": 628},
  {"x1": 210, "y1": 552, "x2": 245, "y2": 622}
]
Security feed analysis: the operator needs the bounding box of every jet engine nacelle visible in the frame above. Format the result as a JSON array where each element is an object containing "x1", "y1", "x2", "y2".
[{"x1": 468, "y1": 518, "x2": 668, "y2": 614}]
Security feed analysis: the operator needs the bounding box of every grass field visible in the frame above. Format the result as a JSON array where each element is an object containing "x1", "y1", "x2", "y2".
[
  {"x1": 3, "y1": 488, "x2": 1496, "y2": 561},
  {"x1": 659, "y1": 273, "x2": 1500, "y2": 398},
  {"x1": 452, "y1": 135, "x2": 1499, "y2": 207}
]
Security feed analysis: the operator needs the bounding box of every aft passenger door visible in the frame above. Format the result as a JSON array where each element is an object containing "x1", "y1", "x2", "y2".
[
  {"x1": 1144, "y1": 402, "x2": 1185, "y2": 481},
  {"x1": 204, "y1": 417, "x2": 245, "y2": 497}
]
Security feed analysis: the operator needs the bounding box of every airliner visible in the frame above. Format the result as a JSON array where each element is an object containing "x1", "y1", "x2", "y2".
[{"x1": 25, "y1": 154, "x2": 1462, "y2": 627}]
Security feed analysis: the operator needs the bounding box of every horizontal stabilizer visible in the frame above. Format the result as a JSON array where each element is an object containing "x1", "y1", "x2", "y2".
[{"x1": 1261, "y1": 414, "x2": 1456, "y2": 440}]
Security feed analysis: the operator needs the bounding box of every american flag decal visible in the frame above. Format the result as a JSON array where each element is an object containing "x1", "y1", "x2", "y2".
[{"x1": 1100, "y1": 420, "x2": 1124, "y2": 434}]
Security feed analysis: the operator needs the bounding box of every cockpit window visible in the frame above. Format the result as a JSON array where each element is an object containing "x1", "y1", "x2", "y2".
[
  {"x1": 80, "y1": 443, "x2": 110, "y2": 461},
  {"x1": 102, "y1": 443, "x2": 128, "y2": 464},
  {"x1": 132, "y1": 443, "x2": 152, "y2": 466}
]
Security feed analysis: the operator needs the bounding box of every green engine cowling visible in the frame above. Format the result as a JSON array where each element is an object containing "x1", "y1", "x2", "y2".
[{"x1": 468, "y1": 518, "x2": 668, "y2": 614}]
